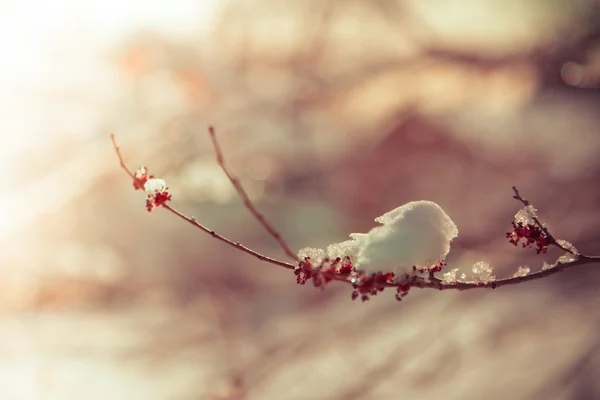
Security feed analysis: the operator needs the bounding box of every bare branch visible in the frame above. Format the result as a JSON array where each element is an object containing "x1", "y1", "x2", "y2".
[
  {"x1": 163, "y1": 205, "x2": 295, "y2": 270},
  {"x1": 110, "y1": 133, "x2": 135, "y2": 179},
  {"x1": 208, "y1": 126, "x2": 299, "y2": 262}
]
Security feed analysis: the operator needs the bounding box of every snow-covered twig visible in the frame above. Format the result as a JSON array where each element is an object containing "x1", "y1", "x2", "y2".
[
  {"x1": 418, "y1": 253, "x2": 600, "y2": 291},
  {"x1": 511, "y1": 186, "x2": 574, "y2": 254},
  {"x1": 111, "y1": 130, "x2": 600, "y2": 302}
]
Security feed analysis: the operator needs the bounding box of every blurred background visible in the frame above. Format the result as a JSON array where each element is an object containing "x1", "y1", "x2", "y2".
[{"x1": 1, "y1": 0, "x2": 600, "y2": 398}]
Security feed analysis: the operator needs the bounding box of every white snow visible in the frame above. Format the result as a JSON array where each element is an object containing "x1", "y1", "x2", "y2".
[
  {"x1": 327, "y1": 235, "x2": 366, "y2": 261},
  {"x1": 442, "y1": 268, "x2": 460, "y2": 284},
  {"x1": 542, "y1": 261, "x2": 554, "y2": 271},
  {"x1": 542, "y1": 251, "x2": 578, "y2": 271},
  {"x1": 297, "y1": 247, "x2": 327, "y2": 264},
  {"x1": 298, "y1": 201, "x2": 458, "y2": 275},
  {"x1": 514, "y1": 205, "x2": 537, "y2": 225},
  {"x1": 144, "y1": 178, "x2": 167, "y2": 195},
  {"x1": 555, "y1": 239, "x2": 578, "y2": 254},
  {"x1": 556, "y1": 252, "x2": 578, "y2": 264},
  {"x1": 472, "y1": 261, "x2": 495, "y2": 283}
]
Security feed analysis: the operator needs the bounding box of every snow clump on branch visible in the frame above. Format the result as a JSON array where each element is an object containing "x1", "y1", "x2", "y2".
[
  {"x1": 143, "y1": 177, "x2": 172, "y2": 212},
  {"x1": 299, "y1": 201, "x2": 458, "y2": 276}
]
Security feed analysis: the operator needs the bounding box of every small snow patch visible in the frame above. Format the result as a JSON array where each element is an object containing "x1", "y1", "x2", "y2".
[
  {"x1": 144, "y1": 178, "x2": 168, "y2": 194},
  {"x1": 513, "y1": 266, "x2": 530, "y2": 278},
  {"x1": 472, "y1": 261, "x2": 495, "y2": 283},
  {"x1": 514, "y1": 205, "x2": 537, "y2": 225}
]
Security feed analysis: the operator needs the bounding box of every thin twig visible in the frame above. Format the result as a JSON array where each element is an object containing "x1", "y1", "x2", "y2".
[
  {"x1": 164, "y1": 205, "x2": 295, "y2": 270},
  {"x1": 208, "y1": 126, "x2": 299, "y2": 262},
  {"x1": 110, "y1": 134, "x2": 135, "y2": 179},
  {"x1": 110, "y1": 133, "x2": 295, "y2": 271}
]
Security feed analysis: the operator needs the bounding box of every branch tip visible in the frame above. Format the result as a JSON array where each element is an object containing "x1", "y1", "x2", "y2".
[{"x1": 207, "y1": 126, "x2": 299, "y2": 262}]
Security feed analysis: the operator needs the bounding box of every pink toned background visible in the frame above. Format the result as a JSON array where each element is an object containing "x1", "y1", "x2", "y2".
[{"x1": 1, "y1": 1, "x2": 600, "y2": 398}]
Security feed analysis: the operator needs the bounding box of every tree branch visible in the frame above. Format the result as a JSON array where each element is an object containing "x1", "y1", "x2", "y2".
[
  {"x1": 417, "y1": 254, "x2": 600, "y2": 291},
  {"x1": 110, "y1": 133, "x2": 295, "y2": 271},
  {"x1": 208, "y1": 126, "x2": 299, "y2": 262},
  {"x1": 111, "y1": 132, "x2": 600, "y2": 300},
  {"x1": 110, "y1": 134, "x2": 135, "y2": 179},
  {"x1": 511, "y1": 186, "x2": 574, "y2": 254},
  {"x1": 163, "y1": 205, "x2": 295, "y2": 270}
]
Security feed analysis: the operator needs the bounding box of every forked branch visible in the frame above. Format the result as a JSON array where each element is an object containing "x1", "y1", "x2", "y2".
[
  {"x1": 208, "y1": 127, "x2": 299, "y2": 261},
  {"x1": 111, "y1": 129, "x2": 600, "y2": 301},
  {"x1": 110, "y1": 132, "x2": 295, "y2": 271}
]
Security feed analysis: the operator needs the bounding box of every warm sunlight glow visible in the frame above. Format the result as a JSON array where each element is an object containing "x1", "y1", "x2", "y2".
[
  {"x1": 0, "y1": 2, "x2": 219, "y2": 397},
  {"x1": 0, "y1": 0, "x2": 219, "y2": 239}
]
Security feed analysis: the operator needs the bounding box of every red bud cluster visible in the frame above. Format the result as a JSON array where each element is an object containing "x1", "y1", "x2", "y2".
[{"x1": 506, "y1": 222, "x2": 553, "y2": 254}]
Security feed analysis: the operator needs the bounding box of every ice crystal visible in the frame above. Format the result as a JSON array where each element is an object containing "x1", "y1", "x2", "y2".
[
  {"x1": 512, "y1": 266, "x2": 530, "y2": 278},
  {"x1": 555, "y1": 239, "x2": 578, "y2": 254},
  {"x1": 542, "y1": 261, "x2": 554, "y2": 271},
  {"x1": 442, "y1": 268, "x2": 460, "y2": 284},
  {"x1": 472, "y1": 261, "x2": 496, "y2": 283},
  {"x1": 514, "y1": 205, "x2": 537, "y2": 225},
  {"x1": 557, "y1": 252, "x2": 578, "y2": 264}
]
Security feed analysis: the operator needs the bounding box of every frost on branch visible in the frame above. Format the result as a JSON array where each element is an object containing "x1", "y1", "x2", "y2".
[
  {"x1": 513, "y1": 266, "x2": 530, "y2": 278},
  {"x1": 557, "y1": 252, "x2": 578, "y2": 264},
  {"x1": 299, "y1": 201, "x2": 457, "y2": 276},
  {"x1": 556, "y1": 239, "x2": 578, "y2": 254},
  {"x1": 514, "y1": 205, "x2": 537, "y2": 225},
  {"x1": 472, "y1": 261, "x2": 496, "y2": 283},
  {"x1": 442, "y1": 268, "x2": 460, "y2": 284},
  {"x1": 542, "y1": 261, "x2": 554, "y2": 271},
  {"x1": 542, "y1": 252, "x2": 578, "y2": 271}
]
